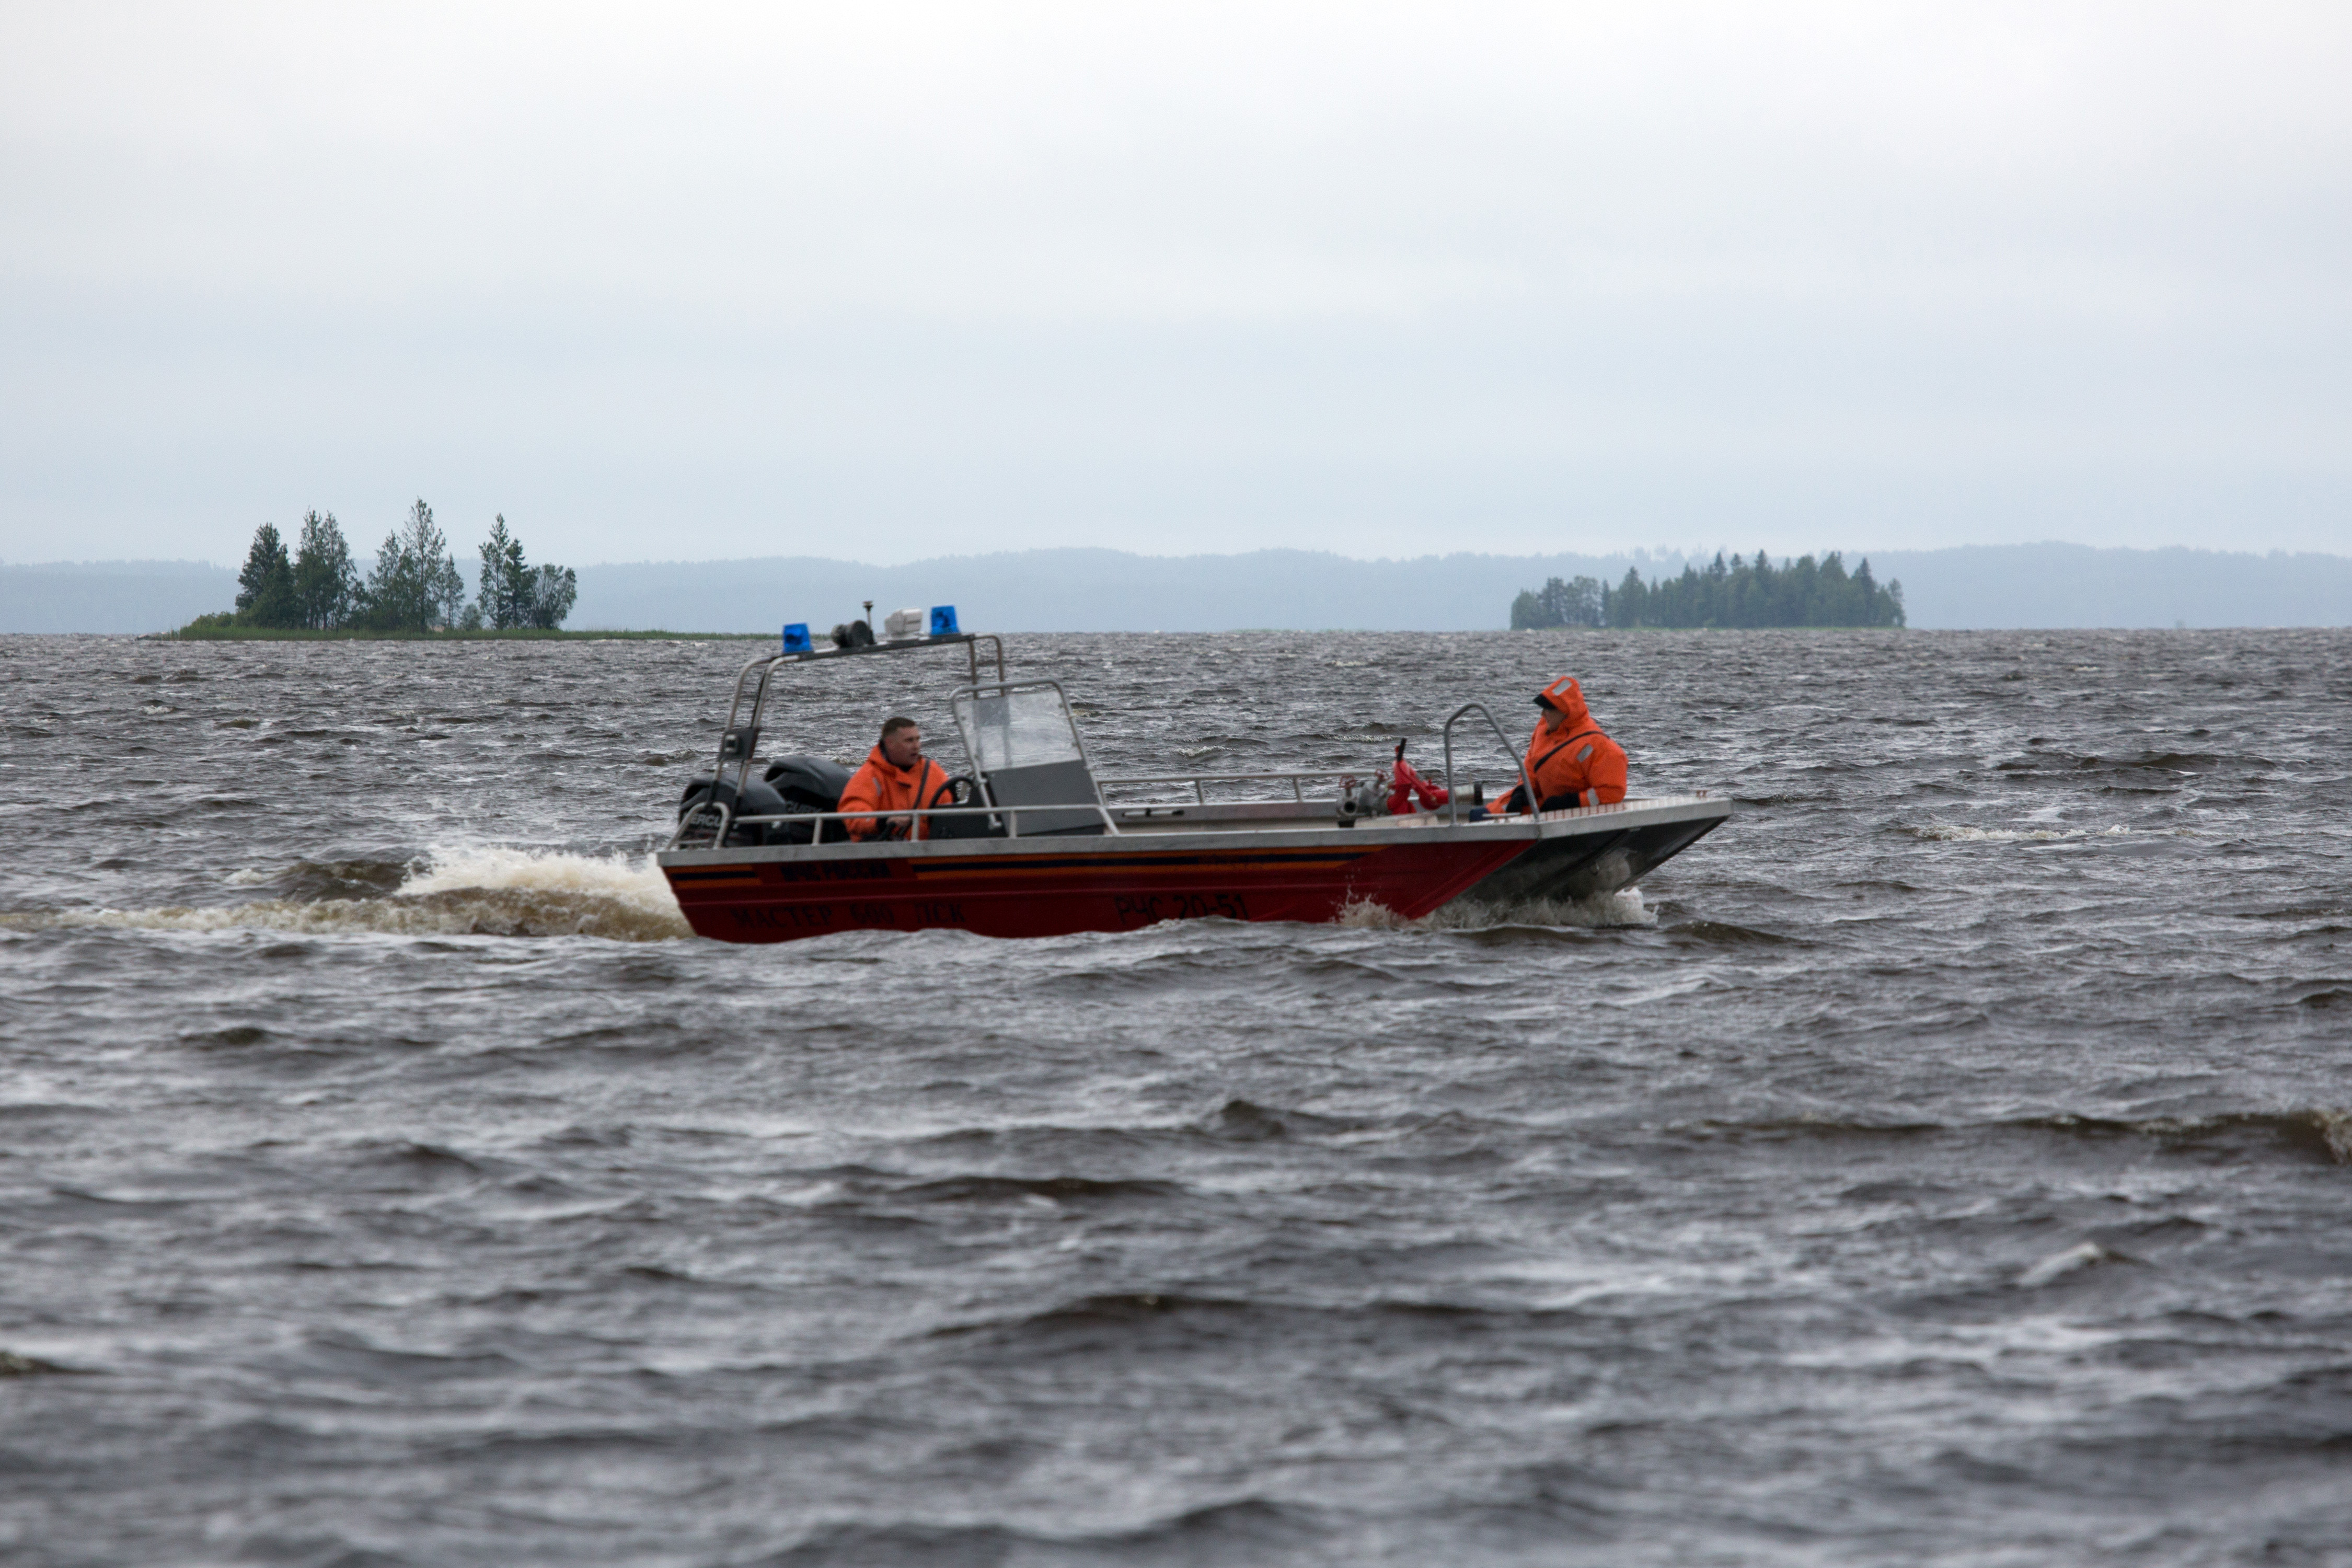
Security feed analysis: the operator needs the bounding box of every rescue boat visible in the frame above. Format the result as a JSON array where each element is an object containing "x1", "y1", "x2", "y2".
[{"x1": 657, "y1": 618, "x2": 1729, "y2": 943}]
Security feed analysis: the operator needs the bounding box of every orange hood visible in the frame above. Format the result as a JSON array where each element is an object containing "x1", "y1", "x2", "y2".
[{"x1": 1537, "y1": 675, "x2": 1590, "y2": 728}]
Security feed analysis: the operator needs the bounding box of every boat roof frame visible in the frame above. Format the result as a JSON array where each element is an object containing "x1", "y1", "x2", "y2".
[
  {"x1": 706, "y1": 631, "x2": 1009, "y2": 802},
  {"x1": 680, "y1": 629, "x2": 1547, "y2": 849}
]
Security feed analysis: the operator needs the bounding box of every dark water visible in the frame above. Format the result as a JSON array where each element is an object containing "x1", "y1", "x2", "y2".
[{"x1": 4, "y1": 628, "x2": 2350, "y2": 1566}]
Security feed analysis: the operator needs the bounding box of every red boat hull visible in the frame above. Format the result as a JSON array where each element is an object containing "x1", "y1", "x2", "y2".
[{"x1": 663, "y1": 836, "x2": 1529, "y2": 943}]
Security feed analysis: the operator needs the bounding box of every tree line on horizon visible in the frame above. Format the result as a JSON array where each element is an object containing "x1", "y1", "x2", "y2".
[
  {"x1": 202, "y1": 501, "x2": 578, "y2": 632},
  {"x1": 1512, "y1": 551, "x2": 1905, "y2": 630}
]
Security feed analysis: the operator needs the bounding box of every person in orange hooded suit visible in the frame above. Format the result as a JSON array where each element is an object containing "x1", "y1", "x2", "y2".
[
  {"x1": 839, "y1": 716, "x2": 952, "y2": 840},
  {"x1": 1491, "y1": 675, "x2": 1628, "y2": 815}
]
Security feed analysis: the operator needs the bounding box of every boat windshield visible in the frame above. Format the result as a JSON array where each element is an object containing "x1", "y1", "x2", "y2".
[{"x1": 953, "y1": 684, "x2": 1085, "y2": 773}]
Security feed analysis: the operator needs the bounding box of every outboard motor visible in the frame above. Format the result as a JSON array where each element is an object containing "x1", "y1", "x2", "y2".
[
  {"x1": 676, "y1": 753, "x2": 853, "y2": 847},
  {"x1": 676, "y1": 773, "x2": 794, "y2": 848},
  {"x1": 760, "y1": 753, "x2": 853, "y2": 844},
  {"x1": 764, "y1": 754, "x2": 852, "y2": 809}
]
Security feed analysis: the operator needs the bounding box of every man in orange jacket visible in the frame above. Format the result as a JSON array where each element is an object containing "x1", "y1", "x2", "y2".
[
  {"x1": 839, "y1": 716, "x2": 952, "y2": 840},
  {"x1": 1491, "y1": 675, "x2": 1628, "y2": 815}
]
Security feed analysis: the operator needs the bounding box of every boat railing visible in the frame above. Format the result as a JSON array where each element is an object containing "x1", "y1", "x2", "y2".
[
  {"x1": 1102, "y1": 768, "x2": 1369, "y2": 805},
  {"x1": 678, "y1": 784, "x2": 1721, "y2": 851},
  {"x1": 1102, "y1": 747, "x2": 1539, "y2": 815},
  {"x1": 1441, "y1": 704, "x2": 1539, "y2": 826},
  {"x1": 677, "y1": 798, "x2": 1122, "y2": 847}
]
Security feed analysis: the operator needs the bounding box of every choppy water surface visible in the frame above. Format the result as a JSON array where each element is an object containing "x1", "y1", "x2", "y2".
[{"x1": 4, "y1": 628, "x2": 2349, "y2": 1566}]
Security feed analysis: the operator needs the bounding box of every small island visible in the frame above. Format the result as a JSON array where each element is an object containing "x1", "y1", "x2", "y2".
[
  {"x1": 177, "y1": 500, "x2": 585, "y2": 639},
  {"x1": 1512, "y1": 551, "x2": 1905, "y2": 630}
]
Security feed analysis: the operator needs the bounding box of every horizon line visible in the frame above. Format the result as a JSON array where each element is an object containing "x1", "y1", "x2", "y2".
[{"x1": 9, "y1": 541, "x2": 2352, "y2": 573}]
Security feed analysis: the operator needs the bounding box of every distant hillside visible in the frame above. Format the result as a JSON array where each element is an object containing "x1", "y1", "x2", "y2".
[
  {"x1": 6, "y1": 544, "x2": 2346, "y2": 633},
  {"x1": 0, "y1": 560, "x2": 237, "y2": 633},
  {"x1": 564, "y1": 549, "x2": 1690, "y2": 636},
  {"x1": 1863, "y1": 544, "x2": 2352, "y2": 630},
  {"x1": 562, "y1": 545, "x2": 2348, "y2": 633}
]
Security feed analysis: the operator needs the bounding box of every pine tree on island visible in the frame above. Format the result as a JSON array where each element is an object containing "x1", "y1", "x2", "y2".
[
  {"x1": 1509, "y1": 576, "x2": 1605, "y2": 629},
  {"x1": 292, "y1": 511, "x2": 361, "y2": 628},
  {"x1": 475, "y1": 514, "x2": 578, "y2": 630},
  {"x1": 195, "y1": 503, "x2": 578, "y2": 634},
  {"x1": 1512, "y1": 551, "x2": 1905, "y2": 629},
  {"x1": 358, "y1": 499, "x2": 467, "y2": 630},
  {"x1": 232, "y1": 523, "x2": 298, "y2": 627}
]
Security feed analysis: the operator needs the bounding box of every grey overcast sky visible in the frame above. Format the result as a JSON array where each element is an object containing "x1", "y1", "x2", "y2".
[{"x1": 4, "y1": 2, "x2": 2348, "y2": 567}]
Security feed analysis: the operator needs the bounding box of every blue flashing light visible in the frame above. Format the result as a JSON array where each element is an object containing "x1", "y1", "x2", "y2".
[
  {"x1": 928, "y1": 605, "x2": 959, "y2": 636},
  {"x1": 781, "y1": 622, "x2": 813, "y2": 654}
]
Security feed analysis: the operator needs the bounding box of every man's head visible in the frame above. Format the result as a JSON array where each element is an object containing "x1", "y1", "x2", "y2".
[
  {"x1": 880, "y1": 716, "x2": 922, "y2": 767},
  {"x1": 1535, "y1": 675, "x2": 1587, "y2": 731}
]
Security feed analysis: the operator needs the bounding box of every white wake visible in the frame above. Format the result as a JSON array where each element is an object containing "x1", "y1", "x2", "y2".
[
  {"x1": 1913, "y1": 823, "x2": 2134, "y2": 844},
  {"x1": 1339, "y1": 886, "x2": 1657, "y2": 932},
  {"x1": 3, "y1": 848, "x2": 692, "y2": 943}
]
